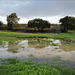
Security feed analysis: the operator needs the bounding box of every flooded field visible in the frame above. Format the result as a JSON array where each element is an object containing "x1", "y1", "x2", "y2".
[{"x1": 0, "y1": 38, "x2": 75, "y2": 67}]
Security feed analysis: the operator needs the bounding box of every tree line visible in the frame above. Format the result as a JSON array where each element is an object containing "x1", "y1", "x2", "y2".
[{"x1": 0, "y1": 13, "x2": 75, "y2": 32}]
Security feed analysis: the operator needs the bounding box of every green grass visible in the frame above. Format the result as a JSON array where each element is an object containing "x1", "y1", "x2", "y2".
[
  {"x1": 0, "y1": 58, "x2": 75, "y2": 75},
  {"x1": 28, "y1": 54, "x2": 34, "y2": 57},
  {"x1": 53, "y1": 56, "x2": 61, "y2": 61},
  {"x1": 0, "y1": 30, "x2": 75, "y2": 75},
  {"x1": 0, "y1": 30, "x2": 75, "y2": 42},
  {"x1": 55, "y1": 47, "x2": 59, "y2": 49}
]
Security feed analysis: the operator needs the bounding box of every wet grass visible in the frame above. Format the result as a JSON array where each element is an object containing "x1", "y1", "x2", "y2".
[
  {"x1": 8, "y1": 45, "x2": 19, "y2": 53},
  {"x1": 21, "y1": 46, "x2": 25, "y2": 48},
  {"x1": 53, "y1": 56, "x2": 61, "y2": 61},
  {"x1": 28, "y1": 54, "x2": 34, "y2": 57},
  {"x1": 0, "y1": 30, "x2": 75, "y2": 41},
  {"x1": 29, "y1": 43, "x2": 47, "y2": 49},
  {"x1": 28, "y1": 39, "x2": 49, "y2": 49},
  {"x1": 0, "y1": 58, "x2": 75, "y2": 75},
  {"x1": 55, "y1": 47, "x2": 59, "y2": 49},
  {"x1": 0, "y1": 31, "x2": 75, "y2": 51},
  {"x1": 60, "y1": 41, "x2": 75, "y2": 51},
  {"x1": 0, "y1": 31, "x2": 75, "y2": 74}
]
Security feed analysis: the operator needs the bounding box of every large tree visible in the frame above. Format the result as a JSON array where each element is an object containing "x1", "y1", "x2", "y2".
[
  {"x1": 7, "y1": 13, "x2": 20, "y2": 30},
  {"x1": 28, "y1": 18, "x2": 50, "y2": 31},
  {"x1": 59, "y1": 16, "x2": 75, "y2": 32},
  {"x1": 0, "y1": 21, "x2": 3, "y2": 29}
]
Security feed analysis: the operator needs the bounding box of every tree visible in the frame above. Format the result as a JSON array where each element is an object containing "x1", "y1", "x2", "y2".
[
  {"x1": 28, "y1": 18, "x2": 50, "y2": 31},
  {"x1": 7, "y1": 13, "x2": 20, "y2": 30},
  {"x1": 0, "y1": 21, "x2": 3, "y2": 29},
  {"x1": 59, "y1": 16, "x2": 75, "y2": 32}
]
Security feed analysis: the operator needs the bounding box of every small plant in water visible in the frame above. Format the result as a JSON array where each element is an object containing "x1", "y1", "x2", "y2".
[
  {"x1": 55, "y1": 47, "x2": 59, "y2": 49},
  {"x1": 50, "y1": 42, "x2": 59, "y2": 46},
  {"x1": 29, "y1": 54, "x2": 34, "y2": 57},
  {"x1": 58, "y1": 50, "x2": 62, "y2": 52},
  {"x1": 8, "y1": 45, "x2": 19, "y2": 53},
  {"x1": 1, "y1": 45, "x2": 5, "y2": 47},
  {"x1": 53, "y1": 56, "x2": 61, "y2": 61},
  {"x1": 21, "y1": 46, "x2": 25, "y2": 48},
  {"x1": 12, "y1": 50, "x2": 17, "y2": 53}
]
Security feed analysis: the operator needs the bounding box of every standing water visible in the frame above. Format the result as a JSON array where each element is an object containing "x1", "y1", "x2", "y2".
[{"x1": 0, "y1": 38, "x2": 75, "y2": 67}]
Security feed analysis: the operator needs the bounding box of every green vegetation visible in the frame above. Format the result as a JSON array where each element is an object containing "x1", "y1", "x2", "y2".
[
  {"x1": 59, "y1": 42, "x2": 75, "y2": 51},
  {"x1": 7, "y1": 13, "x2": 20, "y2": 30},
  {"x1": 0, "y1": 30, "x2": 75, "y2": 42},
  {"x1": 50, "y1": 42, "x2": 60, "y2": 46},
  {"x1": 53, "y1": 56, "x2": 61, "y2": 61},
  {"x1": 0, "y1": 21, "x2": 3, "y2": 29},
  {"x1": 21, "y1": 46, "x2": 25, "y2": 48},
  {"x1": 28, "y1": 54, "x2": 34, "y2": 57},
  {"x1": 0, "y1": 31, "x2": 75, "y2": 75},
  {"x1": 55, "y1": 47, "x2": 59, "y2": 49},
  {"x1": 60, "y1": 16, "x2": 75, "y2": 32},
  {"x1": 1, "y1": 13, "x2": 75, "y2": 33},
  {"x1": 28, "y1": 18, "x2": 50, "y2": 32},
  {"x1": 0, "y1": 12, "x2": 75, "y2": 75},
  {"x1": 0, "y1": 58, "x2": 75, "y2": 75}
]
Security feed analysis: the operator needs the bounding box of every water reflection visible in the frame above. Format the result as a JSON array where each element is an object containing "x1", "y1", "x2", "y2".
[
  {"x1": 18, "y1": 40, "x2": 28, "y2": 48},
  {"x1": 28, "y1": 38, "x2": 50, "y2": 49},
  {"x1": 0, "y1": 38, "x2": 75, "y2": 67},
  {"x1": 0, "y1": 38, "x2": 75, "y2": 53}
]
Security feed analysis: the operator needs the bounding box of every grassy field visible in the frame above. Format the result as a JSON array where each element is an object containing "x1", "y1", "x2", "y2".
[
  {"x1": 0, "y1": 58, "x2": 75, "y2": 75},
  {"x1": 0, "y1": 30, "x2": 75, "y2": 75},
  {"x1": 0, "y1": 30, "x2": 75, "y2": 41}
]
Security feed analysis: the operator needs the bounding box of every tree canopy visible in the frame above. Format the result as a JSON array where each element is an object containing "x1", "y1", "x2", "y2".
[
  {"x1": 28, "y1": 18, "x2": 50, "y2": 31},
  {"x1": 0, "y1": 21, "x2": 3, "y2": 29},
  {"x1": 59, "y1": 16, "x2": 75, "y2": 32},
  {"x1": 7, "y1": 13, "x2": 20, "y2": 30}
]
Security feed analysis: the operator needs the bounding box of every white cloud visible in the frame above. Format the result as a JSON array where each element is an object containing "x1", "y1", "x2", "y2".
[
  {"x1": 0, "y1": 15, "x2": 62, "y2": 24},
  {"x1": 19, "y1": 18, "x2": 29, "y2": 24},
  {"x1": 0, "y1": 15, "x2": 70, "y2": 24},
  {"x1": 38, "y1": 16, "x2": 60, "y2": 24},
  {"x1": 19, "y1": 16, "x2": 61, "y2": 24},
  {"x1": 0, "y1": 16, "x2": 7, "y2": 24}
]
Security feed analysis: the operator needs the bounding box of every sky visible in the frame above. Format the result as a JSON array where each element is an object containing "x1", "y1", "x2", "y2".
[{"x1": 0, "y1": 0, "x2": 75, "y2": 24}]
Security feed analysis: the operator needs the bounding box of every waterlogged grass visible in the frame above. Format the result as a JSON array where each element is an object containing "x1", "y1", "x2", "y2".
[
  {"x1": 50, "y1": 42, "x2": 60, "y2": 46},
  {"x1": 0, "y1": 31, "x2": 75, "y2": 75},
  {"x1": 8, "y1": 46, "x2": 19, "y2": 53},
  {"x1": 59, "y1": 41, "x2": 75, "y2": 51},
  {"x1": 28, "y1": 54, "x2": 34, "y2": 57},
  {"x1": 53, "y1": 56, "x2": 61, "y2": 61},
  {"x1": 0, "y1": 58, "x2": 75, "y2": 75},
  {"x1": 55, "y1": 47, "x2": 59, "y2": 49},
  {"x1": 28, "y1": 38, "x2": 49, "y2": 49},
  {"x1": 0, "y1": 31, "x2": 75, "y2": 41}
]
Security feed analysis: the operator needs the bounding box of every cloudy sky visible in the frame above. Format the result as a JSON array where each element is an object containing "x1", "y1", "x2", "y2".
[{"x1": 0, "y1": 0, "x2": 75, "y2": 24}]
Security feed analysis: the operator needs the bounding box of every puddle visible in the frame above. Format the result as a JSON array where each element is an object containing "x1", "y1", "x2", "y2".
[{"x1": 0, "y1": 38, "x2": 75, "y2": 67}]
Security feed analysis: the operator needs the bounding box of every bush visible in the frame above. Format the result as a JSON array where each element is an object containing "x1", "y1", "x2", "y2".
[
  {"x1": 0, "y1": 21, "x2": 3, "y2": 29},
  {"x1": 28, "y1": 18, "x2": 50, "y2": 32}
]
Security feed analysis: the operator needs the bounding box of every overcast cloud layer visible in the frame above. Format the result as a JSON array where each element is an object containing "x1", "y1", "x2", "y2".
[{"x1": 0, "y1": 0, "x2": 75, "y2": 24}]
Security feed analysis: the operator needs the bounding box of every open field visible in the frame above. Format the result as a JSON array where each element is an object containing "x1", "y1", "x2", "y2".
[
  {"x1": 0, "y1": 30, "x2": 75, "y2": 75},
  {"x1": 0, "y1": 30, "x2": 75, "y2": 41}
]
